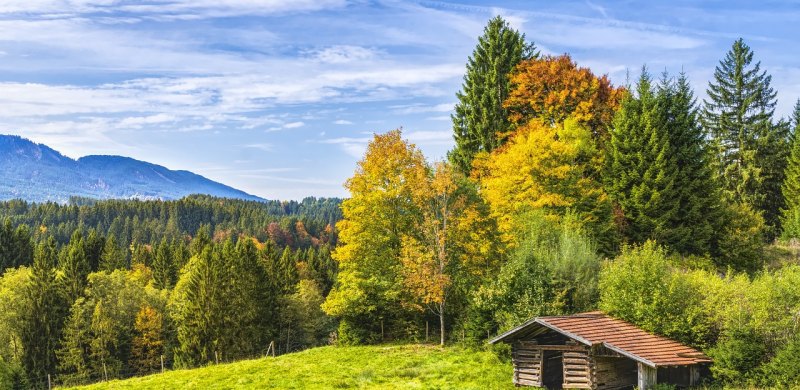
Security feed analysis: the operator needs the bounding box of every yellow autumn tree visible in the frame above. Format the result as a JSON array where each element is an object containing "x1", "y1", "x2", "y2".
[
  {"x1": 321, "y1": 129, "x2": 429, "y2": 344},
  {"x1": 474, "y1": 117, "x2": 615, "y2": 252},
  {"x1": 401, "y1": 161, "x2": 503, "y2": 345},
  {"x1": 130, "y1": 305, "x2": 165, "y2": 375}
]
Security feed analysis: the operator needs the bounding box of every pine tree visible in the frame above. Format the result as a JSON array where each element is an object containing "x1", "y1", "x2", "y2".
[
  {"x1": 99, "y1": 235, "x2": 127, "y2": 272},
  {"x1": 780, "y1": 100, "x2": 800, "y2": 239},
  {"x1": 59, "y1": 230, "x2": 89, "y2": 305},
  {"x1": 152, "y1": 238, "x2": 175, "y2": 290},
  {"x1": 20, "y1": 237, "x2": 66, "y2": 384},
  {"x1": 57, "y1": 300, "x2": 93, "y2": 386},
  {"x1": 702, "y1": 38, "x2": 789, "y2": 237},
  {"x1": 449, "y1": 16, "x2": 536, "y2": 174},
  {"x1": 606, "y1": 70, "x2": 720, "y2": 254},
  {"x1": 84, "y1": 229, "x2": 105, "y2": 272}
]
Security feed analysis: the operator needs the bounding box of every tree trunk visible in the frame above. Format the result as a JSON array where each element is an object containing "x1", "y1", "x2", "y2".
[{"x1": 439, "y1": 302, "x2": 445, "y2": 346}]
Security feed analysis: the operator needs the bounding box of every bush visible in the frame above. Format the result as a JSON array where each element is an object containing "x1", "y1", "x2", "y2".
[
  {"x1": 475, "y1": 211, "x2": 601, "y2": 332},
  {"x1": 0, "y1": 359, "x2": 28, "y2": 390},
  {"x1": 598, "y1": 241, "x2": 712, "y2": 348},
  {"x1": 707, "y1": 329, "x2": 768, "y2": 385},
  {"x1": 760, "y1": 336, "x2": 800, "y2": 388},
  {"x1": 714, "y1": 202, "x2": 765, "y2": 274}
]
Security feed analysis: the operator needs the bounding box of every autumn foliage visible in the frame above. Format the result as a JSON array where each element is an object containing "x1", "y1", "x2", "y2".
[{"x1": 504, "y1": 54, "x2": 625, "y2": 138}]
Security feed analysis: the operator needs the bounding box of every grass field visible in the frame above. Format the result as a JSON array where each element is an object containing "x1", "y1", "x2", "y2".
[{"x1": 66, "y1": 344, "x2": 515, "y2": 390}]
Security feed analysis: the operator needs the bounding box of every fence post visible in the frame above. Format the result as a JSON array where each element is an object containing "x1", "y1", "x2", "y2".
[
  {"x1": 215, "y1": 351, "x2": 219, "y2": 364},
  {"x1": 161, "y1": 355, "x2": 165, "y2": 373},
  {"x1": 47, "y1": 374, "x2": 51, "y2": 390},
  {"x1": 425, "y1": 321, "x2": 429, "y2": 342}
]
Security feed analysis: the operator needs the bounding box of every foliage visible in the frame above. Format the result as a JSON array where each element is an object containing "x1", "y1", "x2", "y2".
[
  {"x1": 714, "y1": 202, "x2": 766, "y2": 273},
  {"x1": 476, "y1": 211, "x2": 600, "y2": 333},
  {"x1": 67, "y1": 345, "x2": 515, "y2": 390},
  {"x1": 504, "y1": 54, "x2": 624, "y2": 136},
  {"x1": 474, "y1": 117, "x2": 615, "y2": 253},
  {"x1": 323, "y1": 130, "x2": 428, "y2": 341},
  {"x1": 598, "y1": 241, "x2": 712, "y2": 348},
  {"x1": 760, "y1": 336, "x2": 800, "y2": 388},
  {"x1": 781, "y1": 100, "x2": 800, "y2": 240},
  {"x1": 449, "y1": 16, "x2": 536, "y2": 174},
  {"x1": 702, "y1": 38, "x2": 789, "y2": 238},
  {"x1": 606, "y1": 70, "x2": 720, "y2": 255}
]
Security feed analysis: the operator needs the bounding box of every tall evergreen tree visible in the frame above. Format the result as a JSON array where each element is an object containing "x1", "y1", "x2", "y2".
[
  {"x1": 99, "y1": 235, "x2": 127, "y2": 272},
  {"x1": 20, "y1": 237, "x2": 66, "y2": 384},
  {"x1": 606, "y1": 70, "x2": 719, "y2": 254},
  {"x1": 702, "y1": 38, "x2": 789, "y2": 237},
  {"x1": 449, "y1": 16, "x2": 536, "y2": 174},
  {"x1": 780, "y1": 100, "x2": 800, "y2": 239},
  {"x1": 152, "y1": 238, "x2": 175, "y2": 290},
  {"x1": 59, "y1": 230, "x2": 89, "y2": 305}
]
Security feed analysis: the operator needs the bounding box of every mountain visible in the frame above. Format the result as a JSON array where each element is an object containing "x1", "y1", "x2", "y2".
[{"x1": 0, "y1": 135, "x2": 264, "y2": 203}]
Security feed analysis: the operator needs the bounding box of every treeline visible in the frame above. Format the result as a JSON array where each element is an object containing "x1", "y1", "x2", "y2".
[
  {"x1": 320, "y1": 16, "x2": 800, "y2": 389},
  {"x1": 0, "y1": 196, "x2": 340, "y2": 388},
  {"x1": 0, "y1": 194, "x2": 342, "y2": 270}
]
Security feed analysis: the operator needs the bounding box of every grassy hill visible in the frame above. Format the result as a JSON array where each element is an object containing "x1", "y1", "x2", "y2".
[{"x1": 66, "y1": 344, "x2": 515, "y2": 390}]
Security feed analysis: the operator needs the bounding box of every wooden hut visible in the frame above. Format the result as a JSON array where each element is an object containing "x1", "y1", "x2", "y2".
[{"x1": 490, "y1": 312, "x2": 711, "y2": 389}]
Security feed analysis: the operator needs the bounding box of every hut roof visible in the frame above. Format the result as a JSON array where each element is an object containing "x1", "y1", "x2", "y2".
[{"x1": 490, "y1": 311, "x2": 711, "y2": 367}]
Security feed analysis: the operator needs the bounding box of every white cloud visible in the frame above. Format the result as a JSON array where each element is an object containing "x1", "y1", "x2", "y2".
[
  {"x1": 312, "y1": 45, "x2": 377, "y2": 64},
  {"x1": 333, "y1": 119, "x2": 353, "y2": 125},
  {"x1": 283, "y1": 121, "x2": 304, "y2": 129},
  {"x1": 243, "y1": 143, "x2": 273, "y2": 152},
  {"x1": 0, "y1": 0, "x2": 347, "y2": 19},
  {"x1": 392, "y1": 102, "x2": 454, "y2": 114}
]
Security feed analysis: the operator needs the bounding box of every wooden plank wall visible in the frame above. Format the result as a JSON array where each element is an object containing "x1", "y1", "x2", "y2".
[
  {"x1": 512, "y1": 343, "x2": 543, "y2": 387},
  {"x1": 562, "y1": 349, "x2": 593, "y2": 389},
  {"x1": 593, "y1": 357, "x2": 637, "y2": 390},
  {"x1": 637, "y1": 362, "x2": 657, "y2": 390}
]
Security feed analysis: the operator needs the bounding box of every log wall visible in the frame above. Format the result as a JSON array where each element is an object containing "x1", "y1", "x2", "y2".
[
  {"x1": 512, "y1": 343, "x2": 543, "y2": 387},
  {"x1": 562, "y1": 349, "x2": 593, "y2": 389}
]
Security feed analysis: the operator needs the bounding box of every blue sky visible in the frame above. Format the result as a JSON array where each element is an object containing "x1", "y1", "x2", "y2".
[{"x1": 1, "y1": 0, "x2": 798, "y2": 200}]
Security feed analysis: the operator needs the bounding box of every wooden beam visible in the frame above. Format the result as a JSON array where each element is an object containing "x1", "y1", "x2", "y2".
[{"x1": 515, "y1": 343, "x2": 589, "y2": 352}]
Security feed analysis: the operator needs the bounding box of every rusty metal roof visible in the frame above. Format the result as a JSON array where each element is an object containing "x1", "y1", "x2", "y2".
[{"x1": 491, "y1": 311, "x2": 711, "y2": 367}]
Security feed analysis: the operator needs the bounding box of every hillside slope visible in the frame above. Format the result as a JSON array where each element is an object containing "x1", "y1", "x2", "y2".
[
  {"x1": 0, "y1": 135, "x2": 263, "y2": 202},
  {"x1": 67, "y1": 345, "x2": 514, "y2": 390}
]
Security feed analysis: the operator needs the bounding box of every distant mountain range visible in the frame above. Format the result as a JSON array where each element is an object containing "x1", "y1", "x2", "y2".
[{"x1": 0, "y1": 135, "x2": 264, "y2": 203}]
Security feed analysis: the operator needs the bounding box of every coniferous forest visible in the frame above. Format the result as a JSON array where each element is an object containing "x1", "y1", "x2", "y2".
[{"x1": 2, "y1": 16, "x2": 800, "y2": 389}]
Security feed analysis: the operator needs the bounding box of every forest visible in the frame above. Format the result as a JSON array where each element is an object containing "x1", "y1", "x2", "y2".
[{"x1": 2, "y1": 16, "x2": 800, "y2": 389}]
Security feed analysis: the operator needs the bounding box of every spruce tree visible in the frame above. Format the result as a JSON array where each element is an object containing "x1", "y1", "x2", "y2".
[
  {"x1": 21, "y1": 237, "x2": 66, "y2": 384},
  {"x1": 99, "y1": 235, "x2": 127, "y2": 272},
  {"x1": 702, "y1": 38, "x2": 789, "y2": 237},
  {"x1": 606, "y1": 70, "x2": 719, "y2": 254},
  {"x1": 449, "y1": 16, "x2": 536, "y2": 174},
  {"x1": 780, "y1": 100, "x2": 800, "y2": 239},
  {"x1": 59, "y1": 230, "x2": 89, "y2": 305},
  {"x1": 152, "y1": 238, "x2": 175, "y2": 290}
]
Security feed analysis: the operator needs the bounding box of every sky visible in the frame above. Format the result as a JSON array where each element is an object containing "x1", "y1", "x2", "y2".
[{"x1": 0, "y1": 0, "x2": 798, "y2": 200}]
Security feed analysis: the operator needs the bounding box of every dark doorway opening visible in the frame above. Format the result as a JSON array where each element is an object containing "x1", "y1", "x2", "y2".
[{"x1": 542, "y1": 350, "x2": 564, "y2": 389}]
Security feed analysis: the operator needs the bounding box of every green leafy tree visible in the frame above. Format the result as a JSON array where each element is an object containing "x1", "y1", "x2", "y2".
[
  {"x1": 449, "y1": 16, "x2": 536, "y2": 173},
  {"x1": 598, "y1": 241, "x2": 712, "y2": 348},
  {"x1": 702, "y1": 38, "x2": 789, "y2": 237}
]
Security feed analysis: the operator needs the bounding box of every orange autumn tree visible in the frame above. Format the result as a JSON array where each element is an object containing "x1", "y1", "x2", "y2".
[
  {"x1": 503, "y1": 54, "x2": 625, "y2": 139},
  {"x1": 475, "y1": 55, "x2": 624, "y2": 253}
]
